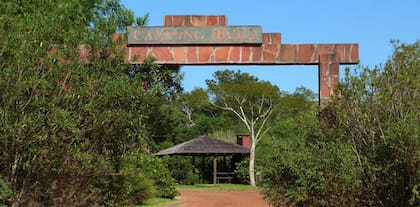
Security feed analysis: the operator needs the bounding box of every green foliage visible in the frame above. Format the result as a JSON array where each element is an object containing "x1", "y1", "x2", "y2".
[
  {"x1": 131, "y1": 56, "x2": 182, "y2": 100},
  {"x1": 260, "y1": 41, "x2": 419, "y2": 207},
  {"x1": 127, "y1": 57, "x2": 184, "y2": 152},
  {"x1": 234, "y1": 158, "x2": 250, "y2": 184},
  {"x1": 277, "y1": 87, "x2": 318, "y2": 118},
  {"x1": 136, "y1": 198, "x2": 173, "y2": 207},
  {"x1": 206, "y1": 69, "x2": 282, "y2": 186},
  {"x1": 163, "y1": 156, "x2": 200, "y2": 185},
  {"x1": 325, "y1": 41, "x2": 420, "y2": 207},
  {"x1": 123, "y1": 155, "x2": 179, "y2": 199},
  {"x1": 98, "y1": 170, "x2": 155, "y2": 206},
  {"x1": 0, "y1": 177, "x2": 12, "y2": 206},
  {"x1": 210, "y1": 129, "x2": 240, "y2": 143},
  {"x1": 261, "y1": 113, "x2": 362, "y2": 207},
  {"x1": 0, "y1": 0, "x2": 182, "y2": 206},
  {"x1": 176, "y1": 88, "x2": 239, "y2": 142},
  {"x1": 206, "y1": 70, "x2": 281, "y2": 114}
]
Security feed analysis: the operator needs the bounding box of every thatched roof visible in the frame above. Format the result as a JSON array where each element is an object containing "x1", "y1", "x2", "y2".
[{"x1": 155, "y1": 135, "x2": 250, "y2": 156}]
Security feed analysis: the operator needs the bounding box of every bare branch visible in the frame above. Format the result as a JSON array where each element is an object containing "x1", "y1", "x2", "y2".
[
  {"x1": 180, "y1": 103, "x2": 195, "y2": 127},
  {"x1": 255, "y1": 107, "x2": 273, "y2": 143},
  {"x1": 256, "y1": 124, "x2": 272, "y2": 145},
  {"x1": 234, "y1": 94, "x2": 246, "y2": 105},
  {"x1": 211, "y1": 101, "x2": 251, "y2": 131},
  {"x1": 258, "y1": 95, "x2": 265, "y2": 115}
]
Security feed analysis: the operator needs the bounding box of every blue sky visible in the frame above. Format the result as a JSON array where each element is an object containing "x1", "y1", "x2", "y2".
[{"x1": 121, "y1": 0, "x2": 419, "y2": 93}]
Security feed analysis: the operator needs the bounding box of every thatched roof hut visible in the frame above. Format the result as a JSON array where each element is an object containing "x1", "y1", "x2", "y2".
[{"x1": 155, "y1": 135, "x2": 250, "y2": 156}]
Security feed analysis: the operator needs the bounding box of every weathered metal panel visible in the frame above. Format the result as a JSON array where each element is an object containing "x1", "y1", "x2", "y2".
[{"x1": 127, "y1": 26, "x2": 262, "y2": 45}]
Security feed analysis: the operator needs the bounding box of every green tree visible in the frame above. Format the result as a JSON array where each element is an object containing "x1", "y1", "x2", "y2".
[
  {"x1": 131, "y1": 57, "x2": 184, "y2": 152},
  {"x1": 174, "y1": 87, "x2": 234, "y2": 143},
  {"x1": 261, "y1": 112, "x2": 362, "y2": 207},
  {"x1": 206, "y1": 70, "x2": 281, "y2": 186},
  {"x1": 325, "y1": 41, "x2": 420, "y2": 206},
  {"x1": 0, "y1": 1, "x2": 176, "y2": 205},
  {"x1": 180, "y1": 88, "x2": 212, "y2": 127},
  {"x1": 260, "y1": 88, "x2": 362, "y2": 207}
]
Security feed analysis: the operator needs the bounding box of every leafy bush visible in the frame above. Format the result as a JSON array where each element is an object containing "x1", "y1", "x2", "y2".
[
  {"x1": 261, "y1": 113, "x2": 362, "y2": 207},
  {"x1": 0, "y1": 0, "x2": 166, "y2": 206},
  {"x1": 234, "y1": 158, "x2": 249, "y2": 184},
  {"x1": 97, "y1": 170, "x2": 155, "y2": 206},
  {"x1": 164, "y1": 156, "x2": 200, "y2": 185},
  {"x1": 262, "y1": 41, "x2": 420, "y2": 207},
  {"x1": 325, "y1": 41, "x2": 420, "y2": 207},
  {"x1": 122, "y1": 155, "x2": 178, "y2": 199},
  {"x1": 121, "y1": 167, "x2": 156, "y2": 205},
  {"x1": 0, "y1": 177, "x2": 12, "y2": 206}
]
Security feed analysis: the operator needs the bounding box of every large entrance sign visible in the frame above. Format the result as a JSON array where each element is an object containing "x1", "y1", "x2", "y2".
[
  {"x1": 125, "y1": 15, "x2": 359, "y2": 106},
  {"x1": 127, "y1": 26, "x2": 262, "y2": 45}
]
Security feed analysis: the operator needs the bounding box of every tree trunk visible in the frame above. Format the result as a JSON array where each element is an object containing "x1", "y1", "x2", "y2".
[{"x1": 249, "y1": 140, "x2": 256, "y2": 186}]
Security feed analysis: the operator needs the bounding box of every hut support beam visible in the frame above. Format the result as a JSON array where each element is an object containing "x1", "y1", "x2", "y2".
[
  {"x1": 201, "y1": 156, "x2": 205, "y2": 183},
  {"x1": 213, "y1": 157, "x2": 217, "y2": 184}
]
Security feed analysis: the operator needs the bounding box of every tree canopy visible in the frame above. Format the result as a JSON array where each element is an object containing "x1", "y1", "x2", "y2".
[
  {"x1": 327, "y1": 41, "x2": 419, "y2": 206},
  {"x1": 207, "y1": 70, "x2": 281, "y2": 186},
  {"x1": 261, "y1": 41, "x2": 419, "y2": 207},
  {"x1": 0, "y1": 1, "x2": 179, "y2": 205}
]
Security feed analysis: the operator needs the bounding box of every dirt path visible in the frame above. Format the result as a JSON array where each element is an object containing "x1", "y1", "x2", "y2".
[{"x1": 169, "y1": 189, "x2": 270, "y2": 207}]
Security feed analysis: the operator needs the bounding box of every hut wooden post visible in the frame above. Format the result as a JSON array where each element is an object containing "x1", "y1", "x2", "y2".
[
  {"x1": 201, "y1": 156, "x2": 205, "y2": 183},
  {"x1": 223, "y1": 155, "x2": 227, "y2": 171},
  {"x1": 192, "y1": 156, "x2": 195, "y2": 175},
  {"x1": 213, "y1": 157, "x2": 217, "y2": 184}
]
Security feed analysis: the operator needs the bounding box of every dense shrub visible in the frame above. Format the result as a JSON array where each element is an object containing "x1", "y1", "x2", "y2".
[
  {"x1": 261, "y1": 113, "x2": 362, "y2": 207},
  {"x1": 122, "y1": 155, "x2": 178, "y2": 199},
  {"x1": 0, "y1": 0, "x2": 163, "y2": 206},
  {"x1": 0, "y1": 177, "x2": 12, "y2": 206},
  {"x1": 325, "y1": 41, "x2": 420, "y2": 206},
  {"x1": 0, "y1": 1, "x2": 186, "y2": 205},
  {"x1": 261, "y1": 41, "x2": 419, "y2": 207},
  {"x1": 164, "y1": 156, "x2": 200, "y2": 185},
  {"x1": 234, "y1": 159, "x2": 250, "y2": 184},
  {"x1": 119, "y1": 166, "x2": 156, "y2": 205},
  {"x1": 96, "y1": 171, "x2": 155, "y2": 206}
]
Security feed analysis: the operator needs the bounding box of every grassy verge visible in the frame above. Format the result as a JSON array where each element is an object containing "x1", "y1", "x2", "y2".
[
  {"x1": 177, "y1": 183, "x2": 259, "y2": 191},
  {"x1": 136, "y1": 198, "x2": 174, "y2": 207}
]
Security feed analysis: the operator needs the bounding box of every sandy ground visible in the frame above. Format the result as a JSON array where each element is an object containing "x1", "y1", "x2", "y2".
[{"x1": 169, "y1": 189, "x2": 270, "y2": 207}]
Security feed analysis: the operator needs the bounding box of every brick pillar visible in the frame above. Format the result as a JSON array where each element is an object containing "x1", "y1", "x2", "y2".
[
  {"x1": 164, "y1": 15, "x2": 227, "y2": 26},
  {"x1": 319, "y1": 53, "x2": 340, "y2": 107}
]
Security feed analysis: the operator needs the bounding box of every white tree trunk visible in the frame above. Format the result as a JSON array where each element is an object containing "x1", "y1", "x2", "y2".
[
  {"x1": 212, "y1": 96, "x2": 274, "y2": 187},
  {"x1": 249, "y1": 137, "x2": 257, "y2": 186}
]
